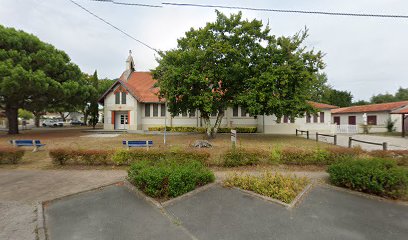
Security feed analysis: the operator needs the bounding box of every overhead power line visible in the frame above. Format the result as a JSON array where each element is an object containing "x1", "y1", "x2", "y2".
[
  {"x1": 161, "y1": 2, "x2": 408, "y2": 19},
  {"x1": 68, "y1": 0, "x2": 158, "y2": 52},
  {"x1": 87, "y1": 0, "x2": 162, "y2": 8}
]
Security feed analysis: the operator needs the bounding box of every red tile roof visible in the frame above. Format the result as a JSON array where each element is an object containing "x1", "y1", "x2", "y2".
[
  {"x1": 391, "y1": 106, "x2": 408, "y2": 114},
  {"x1": 332, "y1": 101, "x2": 408, "y2": 114},
  {"x1": 120, "y1": 72, "x2": 162, "y2": 103},
  {"x1": 308, "y1": 101, "x2": 338, "y2": 109}
]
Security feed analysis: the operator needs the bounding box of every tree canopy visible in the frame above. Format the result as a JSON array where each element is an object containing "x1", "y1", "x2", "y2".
[
  {"x1": 153, "y1": 11, "x2": 325, "y2": 137},
  {"x1": 0, "y1": 24, "x2": 83, "y2": 133}
]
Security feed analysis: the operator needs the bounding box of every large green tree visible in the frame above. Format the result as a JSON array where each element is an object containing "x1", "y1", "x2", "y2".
[
  {"x1": 322, "y1": 89, "x2": 353, "y2": 107},
  {"x1": 153, "y1": 11, "x2": 325, "y2": 137},
  {"x1": 0, "y1": 25, "x2": 82, "y2": 134},
  {"x1": 370, "y1": 93, "x2": 396, "y2": 104}
]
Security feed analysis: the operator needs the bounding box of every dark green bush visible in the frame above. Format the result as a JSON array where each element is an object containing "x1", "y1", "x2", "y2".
[
  {"x1": 328, "y1": 158, "x2": 408, "y2": 199},
  {"x1": 0, "y1": 147, "x2": 25, "y2": 164},
  {"x1": 128, "y1": 159, "x2": 215, "y2": 199},
  {"x1": 49, "y1": 149, "x2": 113, "y2": 165},
  {"x1": 222, "y1": 148, "x2": 269, "y2": 167}
]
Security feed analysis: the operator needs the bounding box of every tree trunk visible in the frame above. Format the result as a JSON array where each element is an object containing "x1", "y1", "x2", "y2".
[
  {"x1": 33, "y1": 112, "x2": 42, "y2": 127},
  {"x1": 203, "y1": 117, "x2": 212, "y2": 138},
  {"x1": 6, "y1": 105, "x2": 19, "y2": 134},
  {"x1": 83, "y1": 112, "x2": 89, "y2": 126},
  {"x1": 212, "y1": 112, "x2": 224, "y2": 138},
  {"x1": 59, "y1": 112, "x2": 70, "y2": 122}
]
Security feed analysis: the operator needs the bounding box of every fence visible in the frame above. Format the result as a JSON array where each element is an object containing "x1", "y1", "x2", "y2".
[
  {"x1": 315, "y1": 132, "x2": 337, "y2": 145},
  {"x1": 295, "y1": 129, "x2": 309, "y2": 139},
  {"x1": 348, "y1": 137, "x2": 388, "y2": 150},
  {"x1": 336, "y1": 124, "x2": 358, "y2": 134}
]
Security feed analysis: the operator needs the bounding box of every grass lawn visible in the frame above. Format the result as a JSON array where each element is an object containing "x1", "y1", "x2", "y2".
[{"x1": 0, "y1": 128, "x2": 331, "y2": 169}]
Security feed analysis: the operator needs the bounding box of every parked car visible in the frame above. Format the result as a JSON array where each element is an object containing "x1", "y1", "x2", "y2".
[
  {"x1": 42, "y1": 119, "x2": 63, "y2": 127},
  {"x1": 70, "y1": 120, "x2": 86, "y2": 126}
]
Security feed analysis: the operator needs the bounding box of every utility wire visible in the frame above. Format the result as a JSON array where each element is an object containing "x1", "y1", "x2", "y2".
[
  {"x1": 68, "y1": 0, "x2": 158, "y2": 52},
  {"x1": 87, "y1": 0, "x2": 162, "y2": 8},
  {"x1": 83, "y1": 1, "x2": 408, "y2": 19},
  {"x1": 161, "y1": 2, "x2": 408, "y2": 19}
]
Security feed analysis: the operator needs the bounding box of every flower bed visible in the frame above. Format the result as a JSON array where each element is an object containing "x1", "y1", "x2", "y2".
[
  {"x1": 128, "y1": 159, "x2": 215, "y2": 199},
  {"x1": 223, "y1": 172, "x2": 310, "y2": 204}
]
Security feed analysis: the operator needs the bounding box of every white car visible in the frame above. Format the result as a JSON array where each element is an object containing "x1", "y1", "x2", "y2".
[{"x1": 42, "y1": 119, "x2": 64, "y2": 127}]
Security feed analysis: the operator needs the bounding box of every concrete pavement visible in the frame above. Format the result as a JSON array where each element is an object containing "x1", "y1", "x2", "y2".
[
  {"x1": 44, "y1": 183, "x2": 408, "y2": 240},
  {"x1": 0, "y1": 169, "x2": 126, "y2": 240}
]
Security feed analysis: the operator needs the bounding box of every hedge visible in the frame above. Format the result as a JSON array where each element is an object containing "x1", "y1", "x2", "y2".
[
  {"x1": 277, "y1": 147, "x2": 363, "y2": 166},
  {"x1": 112, "y1": 148, "x2": 209, "y2": 166},
  {"x1": 148, "y1": 126, "x2": 257, "y2": 133},
  {"x1": 222, "y1": 148, "x2": 270, "y2": 167},
  {"x1": 49, "y1": 148, "x2": 210, "y2": 166},
  {"x1": 49, "y1": 149, "x2": 114, "y2": 165},
  {"x1": 128, "y1": 159, "x2": 215, "y2": 199},
  {"x1": 0, "y1": 147, "x2": 25, "y2": 164},
  {"x1": 369, "y1": 150, "x2": 408, "y2": 166},
  {"x1": 328, "y1": 158, "x2": 408, "y2": 199}
]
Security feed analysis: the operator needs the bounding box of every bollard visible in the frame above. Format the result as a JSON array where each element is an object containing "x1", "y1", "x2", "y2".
[
  {"x1": 306, "y1": 131, "x2": 309, "y2": 139},
  {"x1": 348, "y1": 137, "x2": 352, "y2": 148},
  {"x1": 382, "y1": 142, "x2": 388, "y2": 151},
  {"x1": 316, "y1": 132, "x2": 318, "y2": 142},
  {"x1": 296, "y1": 129, "x2": 298, "y2": 136},
  {"x1": 334, "y1": 135, "x2": 337, "y2": 145}
]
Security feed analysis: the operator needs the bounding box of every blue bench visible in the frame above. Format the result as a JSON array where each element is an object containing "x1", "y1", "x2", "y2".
[
  {"x1": 10, "y1": 140, "x2": 46, "y2": 152},
  {"x1": 123, "y1": 140, "x2": 153, "y2": 149}
]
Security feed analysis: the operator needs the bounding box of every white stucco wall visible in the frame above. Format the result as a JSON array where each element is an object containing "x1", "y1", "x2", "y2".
[
  {"x1": 103, "y1": 86, "x2": 138, "y2": 130},
  {"x1": 331, "y1": 111, "x2": 401, "y2": 133}
]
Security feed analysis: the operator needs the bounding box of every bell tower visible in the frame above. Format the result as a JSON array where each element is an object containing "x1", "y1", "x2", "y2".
[{"x1": 126, "y1": 50, "x2": 135, "y2": 72}]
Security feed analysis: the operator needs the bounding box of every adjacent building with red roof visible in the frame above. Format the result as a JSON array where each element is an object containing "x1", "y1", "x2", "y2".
[
  {"x1": 331, "y1": 101, "x2": 408, "y2": 133},
  {"x1": 98, "y1": 52, "x2": 338, "y2": 133}
]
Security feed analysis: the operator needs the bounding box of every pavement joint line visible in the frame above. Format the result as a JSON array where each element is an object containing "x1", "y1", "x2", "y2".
[
  {"x1": 123, "y1": 180, "x2": 199, "y2": 240},
  {"x1": 40, "y1": 181, "x2": 125, "y2": 240},
  {"x1": 161, "y1": 182, "x2": 218, "y2": 208},
  {"x1": 287, "y1": 181, "x2": 315, "y2": 209},
  {"x1": 41, "y1": 181, "x2": 123, "y2": 205},
  {"x1": 36, "y1": 202, "x2": 46, "y2": 240},
  {"x1": 320, "y1": 183, "x2": 408, "y2": 206}
]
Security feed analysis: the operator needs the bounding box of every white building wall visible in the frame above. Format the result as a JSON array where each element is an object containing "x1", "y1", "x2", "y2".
[
  {"x1": 102, "y1": 88, "x2": 335, "y2": 134},
  {"x1": 331, "y1": 111, "x2": 401, "y2": 133},
  {"x1": 103, "y1": 87, "x2": 138, "y2": 130}
]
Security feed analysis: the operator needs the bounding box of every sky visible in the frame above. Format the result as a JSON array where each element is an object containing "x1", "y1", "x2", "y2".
[{"x1": 0, "y1": 0, "x2": 407, "y2": 101}]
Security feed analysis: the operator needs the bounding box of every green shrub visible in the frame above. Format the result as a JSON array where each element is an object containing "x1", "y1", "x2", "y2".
[
  {"x1": 279, "y1": 148, "x2": 318, "y2": 165},
  {"x1": 49, "y1": 149, "x2": 113, "y2": 165},
  {"x1": 223, "y1": 172, "x2": 310, "y2": 203},
  {"x1": 128, "y1": 159, "x2": 215, "y2": 199},
  {"x1": 369, "y1": 150, "x2": 408, "y2": 166},
  {"x1": 222, "y1": 148, "x2": 269, "y2": 167},
  {"x1": 278, "y1": 147, "x2": 363, "y2": 165},
  {"x1": 328, "y1": 158, "x2": 408, "y2": 199},
  {"x1": 0, "y1": 147, "x2": 25, "y2": 164},
  {"x1": 148, "y1": 126, "x2": 257, "y2": 133},
  {"x1": 50, "y1": 148, "x2": 210, "y2": 166},
  {"x1": 112, "y1": 148, "x2": 209, "y2": 166}
]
